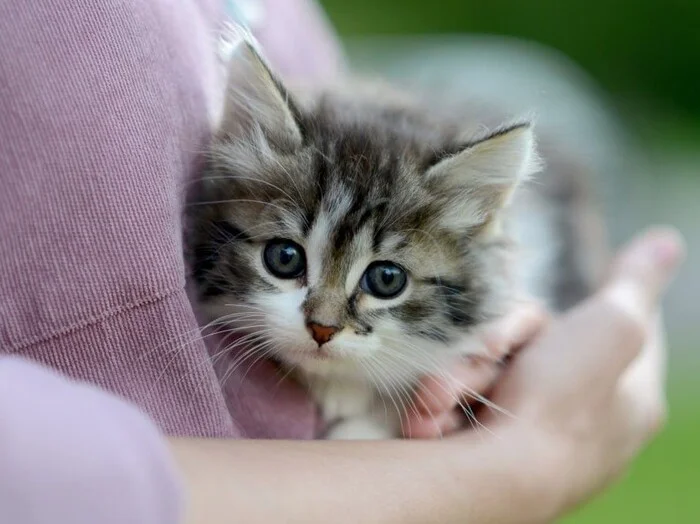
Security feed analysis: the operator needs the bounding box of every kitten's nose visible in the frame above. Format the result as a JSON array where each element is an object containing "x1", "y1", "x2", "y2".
[{"x1": 306, "y1": 322, "x2": 340, "y2": 346}]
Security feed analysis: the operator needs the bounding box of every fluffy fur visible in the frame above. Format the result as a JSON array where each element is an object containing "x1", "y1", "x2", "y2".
[{"x1": 187, "y1": 43, "x2": 598, "y2": 439}]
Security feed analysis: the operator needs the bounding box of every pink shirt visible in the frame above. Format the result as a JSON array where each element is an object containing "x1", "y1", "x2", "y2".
[
  {"x1": 0, "y1": 358, "x2": 183, "y2": 524},
  {"x1": 0, "y1": 0, "x2": 344, "y2": 521},
  {"x1": 0, "y1": 0, "x2": 343, "y2": 438}
]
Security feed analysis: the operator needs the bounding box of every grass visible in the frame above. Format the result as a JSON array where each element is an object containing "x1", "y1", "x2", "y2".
[{"x1": 562, "y1": 378, "x2": 699, "y2": 523}]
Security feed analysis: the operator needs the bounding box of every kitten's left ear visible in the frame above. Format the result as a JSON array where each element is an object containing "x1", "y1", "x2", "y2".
[
  {"x1": 218, "y1": 42, "x2": 304, "y2": 151},
  {"x1": 426, "y1": 123, "x2": 542, "y2": 232}
]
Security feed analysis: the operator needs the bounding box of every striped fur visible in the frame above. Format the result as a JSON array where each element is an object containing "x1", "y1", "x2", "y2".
[{"x1": 187, "y1": 43, "x2": 597, "y2": 439}]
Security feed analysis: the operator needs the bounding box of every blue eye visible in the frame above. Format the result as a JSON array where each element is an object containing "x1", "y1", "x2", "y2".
[
  {"x1": 361, "y1": 262, "x2": 407, "y2": 299},
  {"x1": 263, "y1": 240, "x2": 306, "y2": 279}
]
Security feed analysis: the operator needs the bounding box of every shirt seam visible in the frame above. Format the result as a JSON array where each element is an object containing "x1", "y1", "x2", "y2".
[{"x1": 6, "y1": 287, "x2": 184, "y2": 352}]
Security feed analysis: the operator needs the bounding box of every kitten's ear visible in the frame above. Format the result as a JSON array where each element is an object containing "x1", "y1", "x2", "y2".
[
  {"x1": 426, "y1": 123, "x2": 542, "y2": 233},
  {"x1": 218, "y1": 42, "x2": 303, "y2": 151}
]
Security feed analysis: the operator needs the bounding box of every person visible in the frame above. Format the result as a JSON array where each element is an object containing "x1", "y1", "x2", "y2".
[{"x1": 0, "y1": 0, "x2": 685, "y2": 522}]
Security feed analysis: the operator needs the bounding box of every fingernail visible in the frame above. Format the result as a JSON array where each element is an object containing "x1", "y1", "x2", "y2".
[
  {"x1": 644, "y1": 228, "x2": 684, "y2": 268},
  {"x1": 650, "y1": 237, "x2": 680, "y2": 267}
]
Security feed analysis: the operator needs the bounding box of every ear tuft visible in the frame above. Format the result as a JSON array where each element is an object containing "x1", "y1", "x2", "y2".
[
  {"x1": 471, "y1": 122, "x2": 542, "y2": 182},
  {"x1": 427, "y1": 122, "x2": 542, "y2": 188},
  {"x1": 426, "y1": 121, "x2": 543, "y2": 231},
  {"x1": 218, "y1": 42, "x2": 303, "y2": 151}
]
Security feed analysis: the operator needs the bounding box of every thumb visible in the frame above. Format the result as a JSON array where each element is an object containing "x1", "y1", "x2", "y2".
[
  {"x1": 528, "y1": 227, "x2": 684, "y2": 392},
  {"x1": 602, "y1": 226, "x2": 685, "y2": 326},
  {"x1": 573, "y1": 226, "x2": 685, "y2": 383},
  {"x1": 490, "y1": 227, "x2": 684, "y2": 414}
]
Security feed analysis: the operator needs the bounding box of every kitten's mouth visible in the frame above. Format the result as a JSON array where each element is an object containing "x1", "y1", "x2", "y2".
[
  {"x1": 286, "y1": 346, "x2": 341, "y2": 364},
  {"x1": 298, "y1": 345, "x2": 340, "y2": 361}
]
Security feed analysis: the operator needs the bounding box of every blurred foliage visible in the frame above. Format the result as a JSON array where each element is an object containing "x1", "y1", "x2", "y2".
[{"x1": 319, "y1": 0, "x2": 700, "y2": 120}]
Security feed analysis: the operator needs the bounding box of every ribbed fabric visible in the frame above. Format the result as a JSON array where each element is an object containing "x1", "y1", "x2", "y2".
[
  {"x1": 0, "y1": 0, "x2": 344, "y2": 438},
  {"x1": 14, "y1": 291, "x2": 237, "y2": 437}
]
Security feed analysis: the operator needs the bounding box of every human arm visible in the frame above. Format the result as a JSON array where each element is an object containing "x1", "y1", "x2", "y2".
[
  {"x1": 0, "y1": 0, "x2": 340, "y2": 441},
  {"x1": 407, "y1": 227, "x2": 681, "y2": 511},
  {"x1": 168, "y1": 227, "x2": 684, "y2": 524},
  {"x1": 170, "y1": 430, "x2": 549, "y2": 524}
]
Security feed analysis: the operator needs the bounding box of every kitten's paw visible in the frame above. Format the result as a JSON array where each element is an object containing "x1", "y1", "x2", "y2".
[{"x1": 325, "y1": 417, "x2": 397, "y2": 440}]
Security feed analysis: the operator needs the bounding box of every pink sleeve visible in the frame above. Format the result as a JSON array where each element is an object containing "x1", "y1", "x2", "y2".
[
  {"x1": 0, "y1": 0, "x2": 236, "y2": 438},
  {"x1": 0, "y1": 0, "x2": 339, "y2": 441},
  {"x1": 0, "y1": 358, "x2": 183, "y2": 524}
]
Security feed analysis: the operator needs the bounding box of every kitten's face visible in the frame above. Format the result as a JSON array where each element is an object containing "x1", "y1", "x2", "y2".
[{"x1": 189, "y1": 44, "x2": 539, "y2": 381}]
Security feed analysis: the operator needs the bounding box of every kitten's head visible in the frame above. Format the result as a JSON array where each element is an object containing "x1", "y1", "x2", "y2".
[{"x1": 189, "y1": 44, "x2": 540, "y2": 381}]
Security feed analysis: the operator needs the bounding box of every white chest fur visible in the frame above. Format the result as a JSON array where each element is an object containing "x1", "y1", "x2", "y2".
[{"x1": 301, "y1": 369, "x2": 403, "y2": 440}]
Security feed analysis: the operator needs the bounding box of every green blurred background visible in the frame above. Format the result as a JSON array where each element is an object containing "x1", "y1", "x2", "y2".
[
  {"x1": 318, "y1": 0, "x2": 699, "y2": 521},
  {"x1": 320, "y1": 0, "x2": 700, "y2": 133}
]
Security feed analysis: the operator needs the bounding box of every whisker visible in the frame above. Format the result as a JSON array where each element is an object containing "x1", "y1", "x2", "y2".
[
  {"x1": 377, "y1": 335, "x2": 514, "y2": 429},
  {"x1": 356, "y1": 359, "x2": 390, "y2": 424}
]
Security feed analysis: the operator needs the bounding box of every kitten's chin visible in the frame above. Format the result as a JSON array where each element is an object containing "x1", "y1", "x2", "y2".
[
  {"x1": 290, "y1": 349, "x2": 336, "y2": 363},
  {"x1": 285, "y1": 349, "x2": 345, "y2": 366},
  {"x1": 283, "y1": 350, "x2": 365, "y2": 380},
  {"x1": 268, "y1": 329, "x2": 383, "y2": 379}
]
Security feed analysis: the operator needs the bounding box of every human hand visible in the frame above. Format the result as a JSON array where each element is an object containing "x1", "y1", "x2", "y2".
[
  {"x1": 405, "y1": 227, "x2": 684, "y2": 519},
  {"x1": 483, "y1": 227, "x2": 682, "y2": 516},
  {"x1": 403, "y1": 299, "x2": 549, "y2": 438}
]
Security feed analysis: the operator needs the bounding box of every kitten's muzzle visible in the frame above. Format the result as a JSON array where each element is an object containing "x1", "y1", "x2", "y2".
[{"x1": 306, "y1": 322, "x2": 340, "y2": 346}]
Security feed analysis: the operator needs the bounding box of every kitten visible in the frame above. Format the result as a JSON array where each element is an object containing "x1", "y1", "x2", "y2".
[{"x1": 188, "y1": 43, "x2": 606, "y2": 439}]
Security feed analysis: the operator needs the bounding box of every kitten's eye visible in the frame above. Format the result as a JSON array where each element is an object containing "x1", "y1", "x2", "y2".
[
  {"x1": 263, "y1": 239, "x2": 306, "y2": 279},
  {"x1": 361, "y1": 262, "x2": 407, "y2": 299}
]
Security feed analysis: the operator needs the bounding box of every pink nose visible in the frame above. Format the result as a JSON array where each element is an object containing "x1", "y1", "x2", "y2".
[{"x1": 307, "y1": 322, "x2": 339, "y2": 346}]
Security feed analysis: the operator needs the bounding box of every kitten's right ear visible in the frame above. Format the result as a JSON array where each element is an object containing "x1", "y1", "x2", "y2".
[{"x1": 218, "y1": 42, "x2": 304, "y2": 151}]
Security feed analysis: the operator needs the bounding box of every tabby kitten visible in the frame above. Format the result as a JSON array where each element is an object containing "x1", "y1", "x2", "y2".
[{"x1": 188, "y1": 43, "x2": 596, "y2": 439}]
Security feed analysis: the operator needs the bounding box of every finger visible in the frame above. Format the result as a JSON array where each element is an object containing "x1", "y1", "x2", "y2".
[
  {"x1": 515, "y1": 227, "x2": 684, "y2": 399},
  {"x1": 597, "y1": 317, "x2": 668, "y2": 477},
  {"x1": 593, "y1": 227, "x2": 683, "y2": 376},
  {"x1": 402, "y1": 409, "x2": 462, "y2": 439},
  {"x1": 480, "y1": 301, "x2": 550, "y2": 360},
  {"x1": 412, "y1": 303, "x2": 549, "y2": 418},
  {"x1": 602, "y1": 226, "x2": 684, "y2": 324},
  {"x1": 413, "y1": 359, "x2": 501, "y2": 416},
  {"x1": 616, "y1": 311, "x2": 668, "y2": 439}
]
